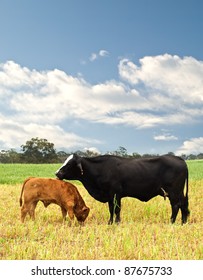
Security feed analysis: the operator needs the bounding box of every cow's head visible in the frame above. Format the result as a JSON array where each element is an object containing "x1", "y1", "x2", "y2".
[{"x1": 55, "y1": 154, "x2": 83, "y2": 180}]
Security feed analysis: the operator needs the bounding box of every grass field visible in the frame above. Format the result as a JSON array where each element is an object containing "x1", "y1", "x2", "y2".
[{"x1": 0, "y1": 160, "x2": 202, "y2": 260}]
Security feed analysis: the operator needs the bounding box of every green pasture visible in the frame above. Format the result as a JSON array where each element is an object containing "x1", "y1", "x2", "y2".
[{"x1": 0, "y1": 160, "x2": 202, "y2": 260}]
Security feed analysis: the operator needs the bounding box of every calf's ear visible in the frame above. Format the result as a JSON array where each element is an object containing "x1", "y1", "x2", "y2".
[{"x1": 82, "y1": 206, "x2": 90, "y2": 214}]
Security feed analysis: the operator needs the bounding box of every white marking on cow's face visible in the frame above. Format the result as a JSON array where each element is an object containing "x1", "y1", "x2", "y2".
[{"x1": 56, "y1": 154, "x2": 74, "y2": 173}]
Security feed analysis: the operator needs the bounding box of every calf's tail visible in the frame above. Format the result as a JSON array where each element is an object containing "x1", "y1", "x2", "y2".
[{"x1": 19, "y1": 177, "x2": 33, "y2": 206}]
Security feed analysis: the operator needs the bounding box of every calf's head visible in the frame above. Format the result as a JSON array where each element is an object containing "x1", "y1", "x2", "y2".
[
  {"x1": 74, "y1": 205, "x2": 90, "y2": 224},
  {"x1": 55, "y1": 154, "x2": 83, "y2": 180}
]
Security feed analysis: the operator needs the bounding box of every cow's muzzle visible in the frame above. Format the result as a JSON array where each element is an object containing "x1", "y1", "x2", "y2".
[{"x1": 55, "y1": 171, "x2": 64, "y2": 180}]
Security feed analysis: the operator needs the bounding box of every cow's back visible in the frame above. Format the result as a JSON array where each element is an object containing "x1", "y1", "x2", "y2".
[{"x1": 118, "y1": 155, "x2": 187, "y2": 199}]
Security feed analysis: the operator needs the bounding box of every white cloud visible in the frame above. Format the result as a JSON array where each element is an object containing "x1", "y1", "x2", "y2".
[
  {"x1": 84, "y1": 147, "x2": 101, "y2": 154},
  {"x1": 118, "y1": 54, "x2": 203, "y2": 104},
  {"x1": 117, "y1": 54, "x2": 203, "y2": 128},
  {"x1": 0, "y1": 115, "x2": 100, "y2": 150},
  {"x1": 89, "y1": 49, "x2": 109, "y2": 61},
  {"x1": 99, "y1": 50, "x2": 109, "y2": 57},
  {"x1": 176, "y1": 137, "x2": 203, "y2": 155},
  {"x1": 154, "y1": 133, "x2": 178, "y2": 141},
  {"x1": 0, "y1": 62, "x2": 103, "y2": 150},
  {"x1": 89, "y1": 53, "x2": 97, "y2": 61},
  {"x1": 0, "y1": 55, "x2": 203, "y2": 151}
]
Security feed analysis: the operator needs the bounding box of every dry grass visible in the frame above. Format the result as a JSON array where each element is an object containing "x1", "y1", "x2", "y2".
[{"x1": 0, "y1": 161, "x2": 202, "y2": 260}]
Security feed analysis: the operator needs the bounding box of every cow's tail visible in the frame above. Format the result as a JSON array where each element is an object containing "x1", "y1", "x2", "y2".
[
  {"x1": 184, "y1": 168, "x2": 190, "y2": 215},
  {"x1": 185, "y1": 168, "x2": 189, "y2": 200},
  {"x1": 19, "y1": 177, "x2": 33, "y2": 206}
]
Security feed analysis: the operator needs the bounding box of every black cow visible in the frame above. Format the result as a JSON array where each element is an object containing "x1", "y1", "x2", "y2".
[{"x1": 55, "y1": 154, "x2": 189, "y2": 224}]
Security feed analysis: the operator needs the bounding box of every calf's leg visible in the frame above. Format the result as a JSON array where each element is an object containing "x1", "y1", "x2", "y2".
[
  {"x1": 21, "y1": 204, "x2": 29, "y2": 223},
  {"x1": 61, "y1": 207, "x2": 67, "y2": 222},
  {"x1": 66, "y1": 206, "x2": 75, "y2": 225},
  {"x1": 28, "y1": 201, "x2": 38, "y2": 221}
]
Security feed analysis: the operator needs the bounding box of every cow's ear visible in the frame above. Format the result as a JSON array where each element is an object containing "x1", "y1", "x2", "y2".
[
  {"x1": 76, "y1": 157, "x2": 83, "y2": 175},
  {"x1": 73, "y1": 153, "x2": 78, "y2": 159},
  {"x1": 74, "y1": 154, "x2": 83, "y2": 175}
]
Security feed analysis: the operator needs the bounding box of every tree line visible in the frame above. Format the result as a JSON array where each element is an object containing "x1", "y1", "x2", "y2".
[{"x1": 0, "y1": 137, "x2": 203, "y2": 164}]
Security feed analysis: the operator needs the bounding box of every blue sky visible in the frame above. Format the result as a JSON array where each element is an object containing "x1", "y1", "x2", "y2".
[{"x1": 0, "y1": 0, "x2": 203, "y2": 155}]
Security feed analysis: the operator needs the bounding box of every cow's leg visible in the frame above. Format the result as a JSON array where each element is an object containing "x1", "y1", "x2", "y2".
[
  {"x1": 169, "y1": 196, "x2": 180, "y2": 224},
  {"x1": 114, "y1": 196, "x2": 121, "y2": 224},
  {"x1": 180, "y1": 194, "x2": 190, "y2": 224},
  {"x1": 108, "y1": 195, "x2": 121, "y2": 224},
  {"x1": 171, "y1": 204, "x2": 179, "y2": 223},
  {"x1": 108, "y1": 200, "x2": 114, "y2": 225},
  {"x1": 61, "y1": 207, "x2": 67, "y2": 222}
]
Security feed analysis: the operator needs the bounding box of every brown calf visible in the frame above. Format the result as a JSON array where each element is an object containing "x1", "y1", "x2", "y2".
[{"x1": 19, "y1": 177, "x2": 90, "y2": 224}]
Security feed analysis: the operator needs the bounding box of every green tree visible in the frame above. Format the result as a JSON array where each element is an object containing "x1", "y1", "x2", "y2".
[
  {"x1": 57, "y1": 151, "x2": 69, "y2": 163},
  {"x1": 21, "y1": 137, "x2": 58, "y2": 163},
  {"x1": 114, "y1": 146, "x2": 128, "y2": 157},
  {"x1": 0, "y1": 149, "x2": 22, "y2": 163},
  {"x1": 132, "y1": 152, "x2": 141, "y2": 158}
]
